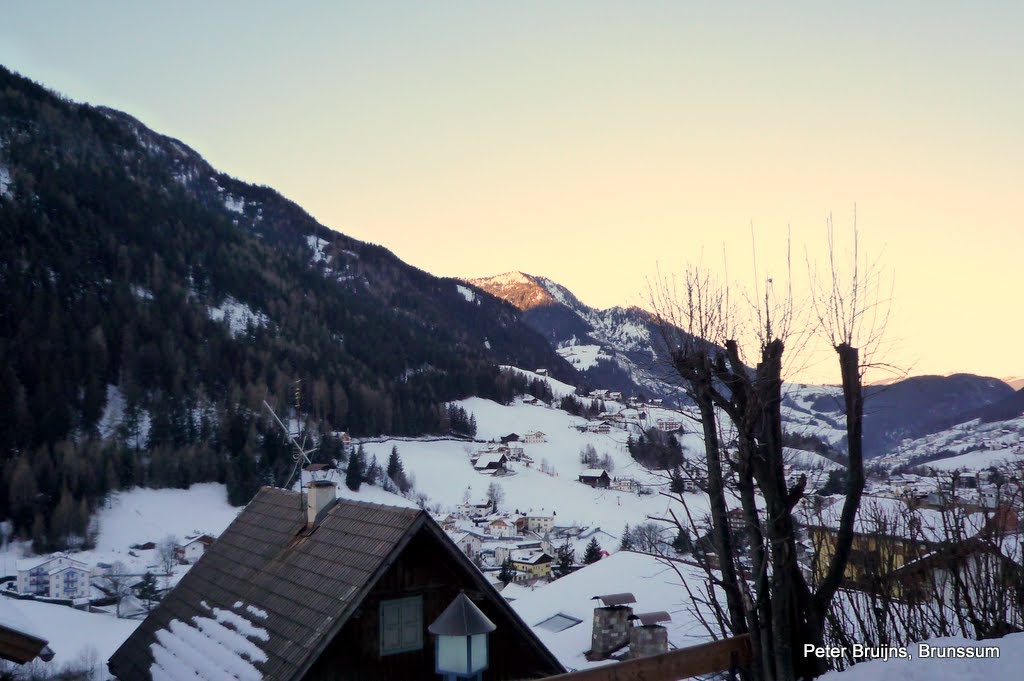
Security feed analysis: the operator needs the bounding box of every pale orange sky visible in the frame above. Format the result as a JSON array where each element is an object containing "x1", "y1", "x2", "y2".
[{"x1": 2, "y1": 3, "x2": 1022, "y2": 383}]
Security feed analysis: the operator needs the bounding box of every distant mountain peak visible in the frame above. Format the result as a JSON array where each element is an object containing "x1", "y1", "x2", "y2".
[{"x1": 469, "y1": 272, "x2": 559, "y2": 311}]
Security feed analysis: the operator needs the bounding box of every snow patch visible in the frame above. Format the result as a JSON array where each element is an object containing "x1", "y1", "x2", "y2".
[
  {"x1": 456, "y1": 284, "x2": 476, "y2": 302},
  {"x1": 149, "y1": 601, "x2": 269, "y2": 681},
  {"x1": 224, "y1": 196, "x2": 245, "y2": 214},
  {"x1": 0, "y1": 165, "x2": 12, "y2": 198},
  {"x1": 306, "y1": 235, "x2": 330, "y2": 264},
  {"x1": 208, "y1": 297, "x2": 269, "y2": 337}
]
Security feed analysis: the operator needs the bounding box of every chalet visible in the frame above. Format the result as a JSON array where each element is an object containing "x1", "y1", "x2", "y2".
[
  {"x1": 487, "y1": 518, "x2": 517, "y2": 539},
  {"x1": 519, "y1": 515, "x2": 555, "y2": 534},
  {"x1": 178, "y1": 534, "x2": 216, "y2": 563},
  {"x1": 16, "y1": 555, "x2": 90, "y2": 599},
  {"x1": 586, "y1": 421, "x2": 612, "y2": 434},
  {"x1": 534, "y1": 368, "x2": 549, "y2": 376},
  {"x1": 108, "y1": 483, "x2": 564, "y2": 680},
  {"x1": 474, "y1": 451, "x2": 509, "y2": 474},
  {"x1": 500, "y1": 433, "x2": 520, "y2": 444},
  {"x1": 578, "y1": 469, "x2": 611, "y2": 489},
  {"x1": 522, "y1": 431, "x2": 547, "y2": 444}
]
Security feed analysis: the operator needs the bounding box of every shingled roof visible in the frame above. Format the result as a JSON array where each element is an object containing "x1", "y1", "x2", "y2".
[{"x1": 108, "y1": 487, "x2": 562, "y2": 680}]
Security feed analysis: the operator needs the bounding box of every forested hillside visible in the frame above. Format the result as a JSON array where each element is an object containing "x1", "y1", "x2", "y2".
[{"x1": 0, "y1": 66, "x2": 577, "y2": 549}]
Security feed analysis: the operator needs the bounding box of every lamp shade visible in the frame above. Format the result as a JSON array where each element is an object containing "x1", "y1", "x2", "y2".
[
  {"x1": 428, "y1": 593, "x2": 496, "y2": 636},
  {"x1": 429, "y1": 593, "x2": 496, "y2": 677}
]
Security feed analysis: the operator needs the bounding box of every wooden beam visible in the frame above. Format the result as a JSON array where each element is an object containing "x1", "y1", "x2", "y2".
[{"x1": 538, "y1": 634, "x2": 751, "y2": 681}]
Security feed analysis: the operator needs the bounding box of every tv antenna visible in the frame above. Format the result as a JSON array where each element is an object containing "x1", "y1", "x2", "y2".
[{"x1": 263, "y1": 380, "x2": 320, "y2": 492}]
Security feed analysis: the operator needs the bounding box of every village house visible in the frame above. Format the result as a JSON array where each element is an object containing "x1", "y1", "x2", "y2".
[
  {"x1": 473, "y1": 450, "x2": 510, "y2": 474},
  {"x1": 511, "y1": 550, "x2": 553, "y2": 581},
  {"x1": 517, "y1": 514, "x2": 555, "y2": 534},
  {"x1": 15, "y1": 554, "x2": 91, "y2": 600},
  {"x1": 522, "y1": 431, "x2": 547, "y2": 444},
  {"x1": 487, "y1": 518, "x2": 517, "y2": 539},
  {"x1": 108, "y1": 483, "x2": 564, "y2": 680},
  {"x1": 655, "y1": 418, "x2": 681, "y2": 432},
  {"x1": 449, "y1": 530, "x2": 485, "y2": 560},
  {"x1": 459, "y1": 501, "x2": 494, "y2": 519},
  {"x1": 177, "y1": 534, "x2": 216, "y2": 563},
  {"x1": 578, "y1": 469, "x2": 611, "y2": 489},
  {"x1": 585, "y1": 421, "x2": 612, "y2": 434}
]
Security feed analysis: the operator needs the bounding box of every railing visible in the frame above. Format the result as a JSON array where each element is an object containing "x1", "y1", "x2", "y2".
[{"x1": 539, "y1": 634, "x2": 752, "y2": 681}]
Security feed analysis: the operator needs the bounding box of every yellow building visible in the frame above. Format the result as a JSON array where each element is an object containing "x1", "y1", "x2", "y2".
[{"x1": 511, "y1": 551, "x2": 553, "y2": 580}]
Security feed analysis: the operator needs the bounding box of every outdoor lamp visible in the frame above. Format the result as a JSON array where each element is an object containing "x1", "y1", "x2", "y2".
[{"x1": 428, "y1": 592, "x2": 496, "y2": 681}]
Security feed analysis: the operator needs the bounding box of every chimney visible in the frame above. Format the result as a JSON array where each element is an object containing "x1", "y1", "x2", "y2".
[
  {"x1": 306, "y1": 480, "x2": 337, "y2": 527},
  {"x1": 628, "y1": 611, "x2": 671, "y2": 659},
  {"x1": 589, "y1": 593, "x2": 636, "y2": 659}
]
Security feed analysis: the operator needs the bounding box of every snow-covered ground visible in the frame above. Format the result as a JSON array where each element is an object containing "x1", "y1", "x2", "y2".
[
  {"x1": 358, "y1": 396, "x2": 699, "y2": 535},
  {"x1": 820, "y1": 632, "x2": 1024, "y2": 680}
]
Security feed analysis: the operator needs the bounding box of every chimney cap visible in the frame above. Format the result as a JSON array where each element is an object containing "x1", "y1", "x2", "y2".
[
  {"x1": 592, "y1": 593, "x2": 636, "y2": 607},
  {"x1": 629, "y1": 611, "x2": 671, "y2": 626},
  {"x1": 308, "y1": 479, "x2": 337, "y2": 488}
]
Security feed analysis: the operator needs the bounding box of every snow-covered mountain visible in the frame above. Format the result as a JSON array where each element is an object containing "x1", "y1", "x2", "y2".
[{"x1": 469, "y1": 272, "x2": 688, "y2": 403}]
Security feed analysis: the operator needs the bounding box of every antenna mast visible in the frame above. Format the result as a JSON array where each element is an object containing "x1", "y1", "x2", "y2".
[{"x1": 263, "y1": 380, "x2": 319, "y2": 492}]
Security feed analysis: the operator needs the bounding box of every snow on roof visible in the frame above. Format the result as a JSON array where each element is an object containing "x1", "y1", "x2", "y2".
[
  {"x1": 579, "y1": 469, "x2": 609, "y2": 478},
  {"x1": 510, "y1": 551, "x2": 714, "y2": 671},
  {"x1": 474, "y1": 451, "x2": 508, "y2": 468},
  {"x1": 0, "y1": 596, "x2": 45, "y2": 641},
  {"x1": 802, "y1": 496, "x2": 988, "y2": 544},
  {"x1": 149, "y1": 600, "x2": 269, "y2": 681}
]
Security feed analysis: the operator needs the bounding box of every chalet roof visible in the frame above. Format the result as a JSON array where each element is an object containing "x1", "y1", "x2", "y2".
[
  {"x1": 0, "y1": 597, "x2": 50, "y2": 664},
  {"x1": 108, "y1": 487, "x2": 561, "y2": 681},
  {"x1": 579, "y1": 469, "x2": 610, "y2": 479},
  {"x1": 474, "y1": 451, "x2": 509, "y2": 468}
]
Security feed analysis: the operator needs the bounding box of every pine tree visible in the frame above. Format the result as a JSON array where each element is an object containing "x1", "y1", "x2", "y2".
[
  {"x1": 672, "y1": 527, "x2": 692, "y2": 554},
  {"x1": 554, "y1": 539, "x2": 575, "y2": 578},
  {"x1": 345, "y1": 445, "x2": 366, "y2": 492},
  {"x1": 365, "y1": 455, "x2": 382, "y2": 486},
  {"x1": 619, "y1": 524, "x2": 634, "y2": 551},
  {"x1": 498, "y1": 557, "x2": 515, "y2": 585},
  {"x1": 583, "y1": 537, "x2": 603, "y2": 564},
  {"x1": 137, "y1": 571, "x2": 159, "y2": 612}
]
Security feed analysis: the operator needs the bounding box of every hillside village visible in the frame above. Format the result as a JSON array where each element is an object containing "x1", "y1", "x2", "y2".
[{"x1": 5, "y1": 365, "x2": 1024, "y2": 678}]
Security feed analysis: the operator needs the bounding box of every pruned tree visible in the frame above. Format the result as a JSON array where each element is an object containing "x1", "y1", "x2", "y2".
[
  {"x1": 107, "y1": 561, "x2": 133, "y2": 619},
  {"x1": 157, "y1": 534, "x2": 179, "y2": 578},
  {"x1": 649, "y1": 224, "x2": 889, "y2": 680}
]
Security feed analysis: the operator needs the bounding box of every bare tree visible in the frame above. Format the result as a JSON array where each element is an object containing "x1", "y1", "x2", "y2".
[
  {"x1": 107, "y1": 560, "x2": 133, "y2": 619},
  {"x1": 649, "y1": 226, "x2": 889, "y2": 680},
  {"x1": 157, "y1": 534, "x2": 179, "y2": 581}
]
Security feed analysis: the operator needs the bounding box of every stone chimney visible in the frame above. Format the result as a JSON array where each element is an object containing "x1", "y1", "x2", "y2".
[
  {"x1": 306, "y1": 480, "x2": 337, "y2": 527},
  {"x1": 589, "y1": 593, "x2": 636, "y2": 659},
  {"x1": 628, "y1": 611, "x2": 671, "y2": 659}
]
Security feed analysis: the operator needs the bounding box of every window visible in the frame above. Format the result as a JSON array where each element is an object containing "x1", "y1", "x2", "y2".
[
  {"x1": 536, "y1": 613, "x2": 582, "y2": 633},
  {"x1": 379, "y1": 596, "x2": 423, "y2": 656}
]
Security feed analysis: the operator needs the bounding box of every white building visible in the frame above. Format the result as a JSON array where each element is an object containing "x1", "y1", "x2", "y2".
[
  {"x1": 522, "y1": 431, "x2": 548, "y2": 444},
  {"x1": 179, "y1": 534, "x2": 216, "y2": 563},
  {"x1": 16, "y1": 554, "x2": 90, "y2": 599}
]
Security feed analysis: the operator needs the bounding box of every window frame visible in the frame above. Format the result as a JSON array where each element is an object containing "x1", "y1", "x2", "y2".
[{"x1": 379, "y1": 595, "x2": 424, "y2": 656}]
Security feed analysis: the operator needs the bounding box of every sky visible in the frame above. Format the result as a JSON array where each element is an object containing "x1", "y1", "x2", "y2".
[{"x1": 3, "y1": 2, "x2": 1022, "y2": 383}]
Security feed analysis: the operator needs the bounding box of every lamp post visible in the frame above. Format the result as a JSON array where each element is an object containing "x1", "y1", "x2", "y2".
[{"x1": 428, "y1": 592, "x2": 496, "y2": 681}]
